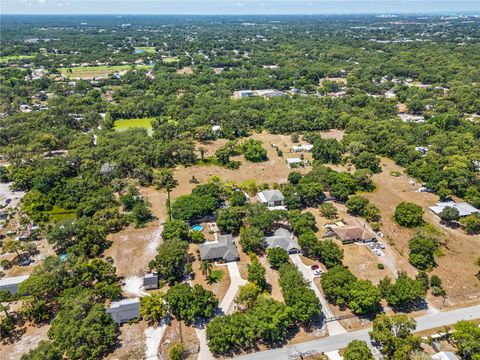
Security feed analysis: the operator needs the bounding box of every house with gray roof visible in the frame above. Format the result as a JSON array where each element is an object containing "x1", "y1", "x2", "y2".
[
  {"x1": 257, "y1": 190, "x2": 285, "y2": 208},
  {"x1": 106, "y1": 298, "x2": 140, "y2": 324},
  {"x1": 199, "y1": 234, "x2": 239, "y2": 262},
  {"x1": 264, "y1": 228, "x2": 300, "y2": 254},
  {"x1": 0, "y1": 274, "x2": 30, "y2": 294}
]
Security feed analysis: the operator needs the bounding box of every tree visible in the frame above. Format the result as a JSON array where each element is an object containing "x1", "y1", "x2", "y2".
[
  {"x1": 149, "y1": 239, "x2": 191, "y2": 283},
  {"x1": 21, "y1": 341, "x2": 62, "y2": 360},
  {"x1": 461, "y1": 214, "x2": 480, "y2": 235},
  {"x1": 319, "y1": 202, "x2": 337, "y2": 219},
  {"x1": 312, "y1": 138, "x2": 342, "y2": 163},
  {"x1": 288, "y1": 171, "x2": 302, "y2": 184},
  {"x1": 162, "y1": 220, "x2": 190, "y2": 241},
  {"x1": 240, "y1": 139, "x2": 267, "y2": 162},
  {"x1": 344, "y1": 340, "x2": 374, "y2": 360},
  {"x1": 48, "y1": 290, "x2": 117, "y2": 360},
  {"x1": 266, "y1": 248, "x2": 289, "y2": 269},
  {"x1": 298, "y1": 231, "x2": 320, "y2": 258},
  {"x1": 1, "y1": 239, "x2": 25, "y2": 258},
  {"x1": 408, "y1": 236, "x2": 438, "y2": 271},
  {"x1": 164, "y1": 283, "x2": 218, "y2": 324},
  {"x1": 154, "y1": 168, "x2": 178, "y2": 221},
  {"x1": 369, "y1": 314, "x2": 420, "y2": 360},
  {"x1": 354, "y1": 152, "x2": 381, "y2": 173},
  {"x1": 318, "y1": 239, "x2": 344, "y2": 268},
  {"x1": 249, "y1": 296, "x2": 293, "y2": 343},
  {"x1": 346, "y1": 195, "x2": 370, "y2": 216},
  {"x1": 240, "y1": 226, "x2": 265, "y2": 253},
  {"x1": 216, "y1": 207, "x2": 243, "y2": 234},
  {"x1": 394, "y1": 202, "x2": 424, "y2": 227},
  {"x1": 385, "y1": 272, "x2": 425, "y2": 308},
  {"x1": 438, "y1": 206, "x2": 460, "y2": 224},
  {"x1": 236, "y1": 282, "x2": 262, "y2": 309},
  {"x1": 288, "y1": 210, "x2": 316, "y2": 235},
  {"x1": 452, "y1": 320, "x2": 480, "y2": 360},
  {"x1": 200, "y1": 260, "x2": 213, "y2": 278},
  {"x1": 169, "y1": 343, "x2": 186, "y2": 360},
  {"x1": 348, "y1": 280, "x2": 381, "y2": 315},
  {"x1": 140, "y1": 293, "x2": 167, "y2": 322},
  {"x1": 206, "y1": 312, "x2": 255, "y2": 354},
  {"x1": 228, "y1": 190, "x2": 247, "y2": 206},
  {"x1": 321, "y1": 265, "x2": 357, "y2": 307},
  {"x1": 247, "y1": 258, "x2": 267, "y2": 290}
]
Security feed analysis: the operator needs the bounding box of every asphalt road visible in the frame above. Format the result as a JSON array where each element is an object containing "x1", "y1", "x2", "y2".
[{"x1": 234, "y1": 304, "x2": 480, "y2": 360}]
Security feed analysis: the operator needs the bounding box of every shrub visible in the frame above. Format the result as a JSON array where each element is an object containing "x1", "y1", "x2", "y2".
[{"x1": 394, "y1": 202, "x2": 424, "y2": 227}]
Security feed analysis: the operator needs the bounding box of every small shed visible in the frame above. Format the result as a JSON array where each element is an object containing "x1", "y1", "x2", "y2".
[
  {"x1": 106, "y1": 298, "x2": 140, "y2": 324},
  {"x1": 143, "y1": 272, "x2": 158, "y2": 290},
  {"x1": 0, "y1": 274, "x2": 30, "y2": 294}
]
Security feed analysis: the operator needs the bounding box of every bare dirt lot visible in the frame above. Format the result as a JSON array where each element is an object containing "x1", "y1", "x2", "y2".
[
  {"x1": 105, "y1": 321, "x2": 147, "y2": 360},
  {"x1": 159, "y1": 319, "x2": 199, "y2": 360},
  {"x1": 363, "y1": 158, "x2": 480, "y2": 308},
  {"x1": 1, "y1": 323, "x2": 49, "y2": 360},
  {"x1": 105, "y1": 187, "x2": 167, "y2": 277}
]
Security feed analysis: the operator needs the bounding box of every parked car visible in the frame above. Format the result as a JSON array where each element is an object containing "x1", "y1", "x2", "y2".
[
  {"x1": 374, "y1": 250, "x2": 382, "y2": 256},
  {"x1": 311, "y1": 264, "x2": 319, "y2": 270},
  {"x1": 20, "y1": 258, "x2": 33, "y2": 266},
  {"x1": 313, "y1": 269, "x2": 323, "y2": 276},
  {"x1": 378, "y1": 242, "x2": 385, "y2": 249}
]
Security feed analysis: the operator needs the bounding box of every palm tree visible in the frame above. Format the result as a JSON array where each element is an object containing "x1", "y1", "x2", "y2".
[
  {"x1": 198, "y1": 147, "x2": 206, "y2": 162},
  {"x1": 154, "y1": 168, "x2": 178, "y2": 221},
  {"x1": 200, "y1": 260, "x2": 212, "y2": 278}
]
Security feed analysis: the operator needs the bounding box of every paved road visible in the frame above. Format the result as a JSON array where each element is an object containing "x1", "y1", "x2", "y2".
[
  {"x1": 289, "y1": 254, "x2": 347, "y2": 336},
  {"x1": 235, "y1": 304, "x2": 480, "y2": 360}
]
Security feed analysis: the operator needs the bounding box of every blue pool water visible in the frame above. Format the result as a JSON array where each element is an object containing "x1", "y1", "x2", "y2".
[{"x1": 191, "y1": 225, "x2": 204, "y2": 231}]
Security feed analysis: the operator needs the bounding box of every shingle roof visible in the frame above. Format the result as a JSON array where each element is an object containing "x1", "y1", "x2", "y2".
[
  {"x1": 264, "y1": 228, "x2": 299, "y2": 252},
  {"x1": 199, "y1": 234, "x2": 239, "y2": 262},
  {"x1": 258, "y1": 190, "x2": 284, "y2": 203},
  {"x1": 332, "y1": 225, "x2": 374, "y2": 242}
]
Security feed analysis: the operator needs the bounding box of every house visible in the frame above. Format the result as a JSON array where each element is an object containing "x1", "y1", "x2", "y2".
[
  {"x1": 199, "y1": 234, "x2": 239, "y2": 262},
  {"x1": 432, "y1": 352, "x2": 459, "y2": 360},
  {"x1": 143, "y1": 272, "x2": 158, "y2": 290},
  {"x1": 235, "y1": 90, "x2": 254, "y2": 98},
  {"x1": 286, "y1": 158, "x2": 302, "y2": 168},
  {"x1": 429, "y1": 201, "x2": 479, "y2": 218},
  {"x1": 264, "y1": 228, "x2": 300, "y2": 254},
  {"x1": 106, "y1": 298, "x2": 140, "y2": 324},
  {"x1": 415, "y1": 146, "x2": 428, "y2": 156},
  {"x1": 292, "y1": 144, "x2": 313, "y2": 152},
  {"x1": 0, "y1": 274, "x2": 30, "y2": 294},
  {"x1": 257, "y1": 190, "x2": 284, "y2": 208},
  {"x1": 331, "y1": 221, "x2": 376, "y2": 244}
]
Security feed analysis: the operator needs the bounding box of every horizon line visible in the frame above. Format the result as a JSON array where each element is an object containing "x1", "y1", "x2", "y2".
[{"x1": 2, "y1": 11, "x2": 479, "y2": 15}]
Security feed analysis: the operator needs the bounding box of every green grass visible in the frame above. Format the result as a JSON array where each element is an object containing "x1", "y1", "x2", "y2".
[
  {"x1": 135, "y1": 46, "x2": 156, "y2": 54},
  {"x1": 47, "y1": 206, "x2": 76, "y2": 222},
  {"x1": 114, "y1": 118, "x2": 154, "y2": 135},
  {"x1": 58, "y1": 64, "x2": 149, "y2": 78},
  {"x1": 162, "y1": 56, "x2": 179, "y2": 64},
  {"x1": 207, "y1": 270, "x2": 224, "y2": 284},
  {"x1": 0, "y1": 55, "x2": 36, "y2": 63}
]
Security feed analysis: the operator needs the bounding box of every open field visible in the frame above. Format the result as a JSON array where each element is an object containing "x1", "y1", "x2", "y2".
[
  {"x1": 59, "y1": 64, "x2": 148, "y2": 79},
  {"x1": 113, "y1": 117, "x2": 154, "y2": 135},
  {"x1": 162, "y1": 56, "x2": 179, "y2": 63},
  {"x1": 364, "y1": 158, "x2": 480, "y2": 308},
  {"x1": 159, "y1": 319, "x2": 199, "y2": 360},
  {"x1": 0, "y1": 55, "x2": 35, "y2": 63},
  {"x1": 134, "y1": 46, "x2": 156, "y2": 54},
  {"x1": 176, "y1": 66, "x2": 194, "y2": 74}
]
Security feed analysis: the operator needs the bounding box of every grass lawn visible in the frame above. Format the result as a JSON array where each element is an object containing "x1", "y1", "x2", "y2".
[
  {"x1": 58, "y1": 64, "x2": 148, "y2": 78},
  {"x1": 114, "y1": 117, "x2": 154, "y2": 135},
  {"x1": 162, "y1": 56, "x2": 179, "y2": 64},
  {"x1": 135, "y1": 46, "x2": 156, "y2": 54},
  {"x1": 47, "y1": 206, "x2": 76, "y2": 222},
  {"x1": 0, "y1": 54, "x2": 36, "y2": 63}
]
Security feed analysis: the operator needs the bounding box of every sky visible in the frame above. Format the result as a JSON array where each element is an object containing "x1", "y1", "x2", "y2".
[{"x1": 1, "y1": 0, "x2": 479, "y2": 15}]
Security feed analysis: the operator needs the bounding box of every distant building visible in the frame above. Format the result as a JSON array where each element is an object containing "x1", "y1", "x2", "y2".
[
  {"x1": 0, "y1": 275, "x2": 30, "y2": 294},
  {"x1": 264, "y1": 228, "x2": 300, "y2": 254},
  {"x1": 236, "y1": 90, "x2": 254, "y2": 98},
  {"x1": 106, "y1": 298, "x2": 140, "y2": 324},
  {"x1": 143, "y1": 272, "x2": 158, "y2": 290},
  {"x1": 17, "y1": 224, "x2": 33, "y2": 241},
  {"x1": 432, "y1": 352, "x2": 459, "y2": 360},
  {"x1": 199, "y1": 234, "x2": 239, "y2": 262},
  {"x1": 415, "y1": 146, "x2": 428, "y2": 156},
  {"x1": 286, "y1": 158, "x2": 303, "y2": 168},
  {"x1": 332, "y1": 221, "x2": 376, "y2": 244},
  {"x1": 292, "y1": 144, "x2": 313, "y2": 152},
  {"x1": 429, "y1": 201, "x2": 479, "y2": 218},
  {"x1": 257, "y1": 190, "x2": 284, "y2": 208}
]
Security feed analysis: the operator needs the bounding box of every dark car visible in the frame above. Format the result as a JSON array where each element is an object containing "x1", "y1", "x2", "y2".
[
  {"x1": 20, "y1": 258, "x2": 33, "y2": 266},
  {"x1": 311, "y1": 264, "x2": 319, "y2": 270}
]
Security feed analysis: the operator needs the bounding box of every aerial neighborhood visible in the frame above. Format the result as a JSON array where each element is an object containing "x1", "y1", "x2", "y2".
[{"x1": 0, "y1": 10, "x2": 479, "y2": 360}]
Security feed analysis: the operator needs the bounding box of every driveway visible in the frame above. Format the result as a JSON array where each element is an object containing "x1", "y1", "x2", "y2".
[
  {"x1": 220, "y1": 261, "x2": 248, "y2": 314},
  {"x1": 289, "y1": 254, "x2": 347, "y2": 336},
  {"x1": 235, "y1": 304, "x2": 480, "y2": 360}
]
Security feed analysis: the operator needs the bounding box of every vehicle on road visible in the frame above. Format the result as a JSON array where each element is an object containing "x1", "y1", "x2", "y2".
[
  {"x1": 313, "y1": 269, "x2": 323, "y2": 276},
  {"x1": 311, "y1": 264, "x2": 319, "y2": 270}
]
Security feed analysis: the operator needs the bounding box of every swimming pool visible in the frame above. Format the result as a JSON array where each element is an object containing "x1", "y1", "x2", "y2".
[{"x1": 191, "y1": 225, "x2": 204, "y2": 232}]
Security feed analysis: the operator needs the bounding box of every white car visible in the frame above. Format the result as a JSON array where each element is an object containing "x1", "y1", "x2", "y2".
[
  {"x1": 374, "y1": 250, "x2": 382, "y2": 256},
  {"x1": 313, "y1": 270, "x2": 323, "y2": 276},
  {"x1": 378, "y1": 242, "x2": 385, "y2": 249}
]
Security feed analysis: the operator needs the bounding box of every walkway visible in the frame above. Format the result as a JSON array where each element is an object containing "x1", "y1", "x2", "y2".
[
  {"x1": 289, "y1": 254, "x2": 347, "y2": 336},
  {"x1": 235, "y1": 304, "x2": 480, "y2": 360}
]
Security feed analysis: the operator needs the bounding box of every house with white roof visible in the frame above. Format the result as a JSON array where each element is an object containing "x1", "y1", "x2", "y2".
[
  {"x1": 286, "y1": 158, "x2": 303, "y2": 168},
  {"x1": 0, "y1": 274, "x2": 30, "y2": 294},
  {"x1": 429, "y1": 201, "x2": 479, "y2": 218}
]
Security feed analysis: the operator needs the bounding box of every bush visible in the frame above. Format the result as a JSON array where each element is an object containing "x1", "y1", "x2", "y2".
[
  {"x1": 266, "y1": 248, "x2": 289, "y2": 269},
  {"x1": 394, "y1": 202, "x2": 424, "y2": 227},
  {"x1": 241, "y1": 139, "x2": 268, "y2": 162},
  {"x1": 169, "y1": 343, "x2": 185, "y2": 360},
  {"x1": 288, "y1": 171, "x2": 302, "y2": 184},
  {"x1": 319, "y1": 202, "x2": 337, "y2": 219},
  {"x1": 461, "y1": 214, "x2": 480, "y2": 234},
  {"x1": 377, "y1": 263, "x2": 384, "y2": 270},
  {"x1": 247, "y1": 258, "x2": 267, "y2": 290},
  {"x1": 228, "y1": 190, "x2": 247, "y2": 206}
]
